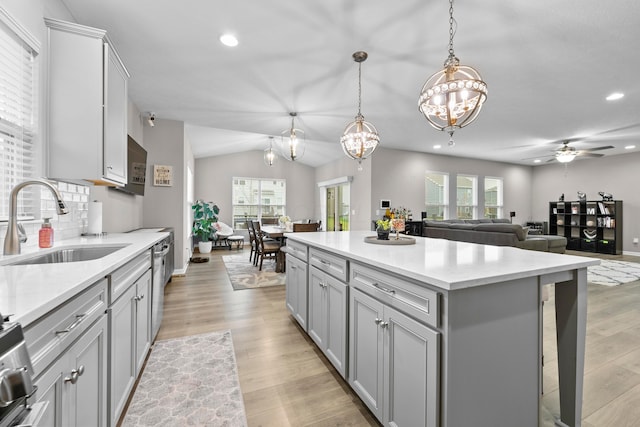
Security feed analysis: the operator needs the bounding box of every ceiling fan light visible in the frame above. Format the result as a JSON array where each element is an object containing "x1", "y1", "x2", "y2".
[{"x1": 556, "y1": 151, "x2": 577, "y2": 163}]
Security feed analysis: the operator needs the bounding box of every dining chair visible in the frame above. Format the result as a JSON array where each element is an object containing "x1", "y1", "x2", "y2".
[
  {"x1": 246, "y1": 220, "x2": 257, "y2": 264},
  {"x1": 293, "y1": 222, "x2": 319, "y2": 232},
  {"x1": 254, "y1": 224, "x2": 281, "y2": 270}
]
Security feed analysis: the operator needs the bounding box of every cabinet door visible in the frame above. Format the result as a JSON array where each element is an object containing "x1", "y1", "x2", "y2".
[
  {"x1": 103, "y1": 42, "x2": 128, "y2": 184},
  {"x1": 384, "y1": 306, "x2": 440, "y2": 427},
  {"x1": 34, "y1": 357, "x2": 65, "y2": 427},
  {"x1": 134, "y1": 270, "x2": 152, "y2": 375},
  {"x1": 285, "y1": 254, "x2": 308, "y2": 330},
  {"x1": 109, "y1": 284, "x2": 137, "y2": 426},
  {"x1": 324, "y1": 274, "x2": 347, "y2": 378},
  {"x1": 349, "y1": 288, "x2": 384, "y2": 420},
  {"x1": 308, "y1": 266, "x2": 326, "y2": 348},
  {"x1": 68, "y1": 315, "x2": 108, "y2": 427}
]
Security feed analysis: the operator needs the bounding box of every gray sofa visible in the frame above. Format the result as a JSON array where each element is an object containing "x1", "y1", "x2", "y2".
[{"x1": 422, "y1": 219, "x2": 567, "y2": 253}]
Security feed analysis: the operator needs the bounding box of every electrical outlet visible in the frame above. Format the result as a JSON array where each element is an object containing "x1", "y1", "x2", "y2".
[{"x1": 633, "y1": 237, "x2": 639, "y2": 244}]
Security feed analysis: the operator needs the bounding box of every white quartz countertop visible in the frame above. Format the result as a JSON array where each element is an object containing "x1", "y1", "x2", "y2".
[
  {"x1": 0, "y1": 232, "x2": 168, "y2": 326},
  {"x1": 286, "y1": 231, "x2": 600, "y2": 291}
]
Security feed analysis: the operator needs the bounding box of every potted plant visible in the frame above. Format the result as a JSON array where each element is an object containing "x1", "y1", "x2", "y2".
[
  {"x1": 376, "y1": 219, "x2": 390, "y2": 240},
  {"x1": 192, "y1": 200, "x2": 219, "y2": 253}
]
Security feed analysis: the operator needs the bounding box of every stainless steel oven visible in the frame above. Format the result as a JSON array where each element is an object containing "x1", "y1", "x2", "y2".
[{"x1": 0, "y1": 319, "x2": 47, "y2": 427}]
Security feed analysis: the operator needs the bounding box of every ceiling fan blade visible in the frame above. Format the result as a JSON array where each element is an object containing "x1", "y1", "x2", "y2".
[
  {"x1": 545, "y1": 158, "x2": 556, "y2": 163},
  {"x1": 584, "y1": 145, "x2": 614, "y2": 152},
  {"x1": 579, "y1": 152, "x2": 604, "y2": 158}
]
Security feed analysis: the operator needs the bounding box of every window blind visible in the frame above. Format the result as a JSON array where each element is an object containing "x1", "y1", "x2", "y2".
[{"x1": 0, "y1": 9, "x2": 39, "y2": 220}]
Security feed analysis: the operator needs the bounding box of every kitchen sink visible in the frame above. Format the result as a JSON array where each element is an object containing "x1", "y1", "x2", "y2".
[{"x1": 5, "y1": 245, "x2": 129, "y2": 265}]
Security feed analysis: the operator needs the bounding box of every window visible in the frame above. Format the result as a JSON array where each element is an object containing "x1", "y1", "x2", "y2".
[
  {"x1": 232, "y1": 178, "x2": 286, "y2": 229},
  {"x1": 456, "y1": 175, "x2": 477, "y2": 219},
  {"x1": 0, "y1": 9, "x2": 39, "y2": 221},
  {"x1": 425, "y1": 172, "x2": 448, "y2": 220},
  {"x1": 484, "y1": 177, "x2": 503, "y2": 219}
]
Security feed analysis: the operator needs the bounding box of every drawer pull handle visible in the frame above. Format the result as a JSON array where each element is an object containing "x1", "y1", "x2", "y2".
[
  {"x1": 320, "y1": 259, "x2": 330, "y2": 265},
  {"x1": 373, "y1": 283, "x2": 396, "y2": 295},
  {"x1": 290, "y1": 265, "x2": 297, "y2": 270},
  {"x1": 318, "y1": 282, "x2": 327, "y2": 289},
  {"x1": 134, "y1": 294, "x2": 145, "y2": 302},
  {"x1": 56, "y1": 314, "x2": 87, "y2": 335}
]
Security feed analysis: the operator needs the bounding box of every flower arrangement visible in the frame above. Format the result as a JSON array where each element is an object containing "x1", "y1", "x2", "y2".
[
  {"x1": 376, "y1": 219, "x2": 390, "y2": 230},
  {"x1": 279, "y1": 215, "x2": 291, "y2": 223}
]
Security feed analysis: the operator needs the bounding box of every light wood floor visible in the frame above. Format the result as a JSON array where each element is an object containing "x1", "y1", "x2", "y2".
[{"x1": 148, "y1": 249, "x2": 640, "y2": 426}]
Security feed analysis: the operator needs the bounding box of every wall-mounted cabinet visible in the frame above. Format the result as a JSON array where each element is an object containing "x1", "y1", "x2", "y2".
[
  {"x1": 45, "y1": 18, "x2": 129, "y2": 186},
  {"x1": 549, "y1": 200, "x2": 622, "y2": 254}
]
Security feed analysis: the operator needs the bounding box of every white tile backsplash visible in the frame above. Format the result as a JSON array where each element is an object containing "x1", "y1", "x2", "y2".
[{"x1": 0, "y1": 182, "x2": 88, "y2": 251}]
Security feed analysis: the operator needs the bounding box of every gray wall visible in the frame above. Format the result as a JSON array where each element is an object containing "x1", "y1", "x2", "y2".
[
  {"x1": 194, "y1": 150, "x2": 316, "y2": 228},
  {"x1": 531, "y1": 151, "x2": 640, "y2": 255},
  {"x1": 370, "y1": 147, "x2": 533, "y2": 224}
]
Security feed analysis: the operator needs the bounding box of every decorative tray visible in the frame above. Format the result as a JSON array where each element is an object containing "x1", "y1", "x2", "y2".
[{"x1": 364, "y1": 235, "x2": 416, "y2": 245}]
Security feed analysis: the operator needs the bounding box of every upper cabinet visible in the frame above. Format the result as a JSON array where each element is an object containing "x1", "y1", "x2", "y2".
[{"x1": 44, "y1": 18, "x2": 129, "y2": 186}]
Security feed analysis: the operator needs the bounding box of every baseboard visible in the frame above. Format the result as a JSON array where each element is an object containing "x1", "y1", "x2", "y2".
[{"x1": 623, "y1": 250, "x2": 640, "y2": 257}]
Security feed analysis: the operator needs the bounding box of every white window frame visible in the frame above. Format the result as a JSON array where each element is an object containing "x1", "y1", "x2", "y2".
[
  {"x1": 483, "y1": 176, "x2": 504, "y2": 219},
  {"x1": 0, "y1": 7, "x2": 40, "y2": 221},
  {"x1": 425, "y1": 171, "x2": 449, "y2": 220},
  {"x1": 456, "y1": 174, "x2": 478, "y2": 219},
  {"x1": 232, "y1": 177, "x2": 286, "y2": 229}
]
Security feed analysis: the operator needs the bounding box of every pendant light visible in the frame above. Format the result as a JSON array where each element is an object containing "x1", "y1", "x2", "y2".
[
  {"x1": 418, "y1": 0, "x2": 487, "y2": 145},
  {"x1": 264, "y1": 136, "x2": 277, "y2": 167},
  {"x1": 280, "y1": 112, "x2": 305, "y2": 161},
  {"x1": 340, "y1": 51, "x2": 380, "y2": 171}
]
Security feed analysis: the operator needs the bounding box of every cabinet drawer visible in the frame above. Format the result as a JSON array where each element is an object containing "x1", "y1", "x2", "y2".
[
  {"x1": 109, "y1": 250, "x2": 151, "y2": 303},
  {"x1": 24, "y1": 278, "x2": 108, "y2": 378},
  {"x1": 309, "y1": 248, "x2": 348, "y2": 282},
  {"x1": 286, "y1": 239, "x2": 308, "y2": 262},
  {"x1": 350, "y1": 263, "x2": 439, "y2": 328}
]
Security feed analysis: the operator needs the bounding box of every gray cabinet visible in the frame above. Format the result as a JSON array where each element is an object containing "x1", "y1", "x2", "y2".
[
  {"x1": 108, "y1": 268, "x2": 151, "y2": 426},
  {"x1": 285, "y1": 253, "x2": 308, "y2": 330},
  {"x1": 33, "y1": 314, "x2": 108, "y2": 427},
  {"x1": 44, "y1": 18, "x2": 129, "y2": 186},
  {"x1": 350, "y1": 288, "x2": 439, "y2": 427},
  {"x1": 308, "y1": 265, "x2": 348, "y2": 378}
]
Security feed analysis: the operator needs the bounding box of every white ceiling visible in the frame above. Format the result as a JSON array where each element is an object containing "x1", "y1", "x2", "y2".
[{"x1": 60, "y1": 0, "x2": 640, "y2": 167}]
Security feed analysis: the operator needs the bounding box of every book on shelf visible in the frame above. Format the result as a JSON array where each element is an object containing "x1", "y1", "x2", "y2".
[{"x1": 598, "y1": 202, "x2": 606, "y2": 214}]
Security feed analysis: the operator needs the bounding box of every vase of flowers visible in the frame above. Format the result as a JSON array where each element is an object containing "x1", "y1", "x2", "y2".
[
  {"x1": 279, "y1": 215, "x2": 291, "y2": 228},
  {"x1": 389, "y1": 206, "x2": 410, "y2": 239},
  {"x1": 376, "y1": 219, "x2": 390, "y2": 240}
]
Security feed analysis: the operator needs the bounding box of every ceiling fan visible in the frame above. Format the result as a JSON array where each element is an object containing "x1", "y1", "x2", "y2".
[{"x1": 549, "y1": 141, "x2": 614, "y2": 163}]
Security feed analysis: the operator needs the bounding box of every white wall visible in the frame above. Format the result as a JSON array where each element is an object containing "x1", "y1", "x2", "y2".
[
  {"x1": 370, "y1": 147, "x2": 533, "y2": 224},
  {"x1": 194, "y1": 151, "x2": 316, "y2": 226},
  {"x1": 532, "y1": 151, "x2": 640, "y2": 254}
]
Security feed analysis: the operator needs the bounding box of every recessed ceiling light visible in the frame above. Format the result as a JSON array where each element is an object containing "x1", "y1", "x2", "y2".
[
  {"x1": 533, "y1": 159, "x2": 542, "y2": 163},
  {"x1": 219, "y1": 34, "x2": 238, "y2": 47},
  {"x1": 605, "y1": 92, "x2": 624, "y2": 101},
  {"x1": 433, "y1": 144, "x2": 442, "y2": 149},
  {"x1": 625, "y1": 145, "x2": 636, "y2": 150}
]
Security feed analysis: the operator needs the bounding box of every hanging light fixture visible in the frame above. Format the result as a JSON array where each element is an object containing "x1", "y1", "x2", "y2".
[
  {"x1": 340, "y1": 51, "x2": 380, "y2": 171},
  {"x1": 555, "y1": 143, "x2": 577, "y2": 163},
  {"x1": 264, "y1": 136, "x2": 277, "y2": 167},
  {"x1": 418, "y1": 0, "x2": 487, "y2": 146},
  {"x1": 280, "y1": 112, "x2": 305, "y2": 161}
]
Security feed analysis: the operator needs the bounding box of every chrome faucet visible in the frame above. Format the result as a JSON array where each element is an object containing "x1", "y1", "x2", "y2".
[{"x1": 3, "y1": 179, "x2": 69, "y2": 255}]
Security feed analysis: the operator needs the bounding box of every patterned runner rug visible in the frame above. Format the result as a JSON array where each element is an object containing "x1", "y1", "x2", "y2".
[
  {"x1": 588, "y1": 259, "x2": 640, "y2": 286},
  {"x1": 222, "y1": 253, "x2": 285, "y2": 290},
  {"x1": 122, "y1": 331, "x2": 247, "y2": 427}
]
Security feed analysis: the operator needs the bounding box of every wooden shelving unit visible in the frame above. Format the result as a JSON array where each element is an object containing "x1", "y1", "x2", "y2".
[{"x1": 549, "y1": 200, "x2": 622, "y2": 254}]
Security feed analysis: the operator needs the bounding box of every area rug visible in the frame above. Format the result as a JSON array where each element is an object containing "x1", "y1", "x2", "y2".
[
  {"x1": 587, "y1": 259, "x2": 640, "y2": 286},
  {"x1": 222, "y1": 253, "x2": 285, "y2": 290},
  {"x1": 121, "y1": 331, "x2": 247, "y2": 427}
]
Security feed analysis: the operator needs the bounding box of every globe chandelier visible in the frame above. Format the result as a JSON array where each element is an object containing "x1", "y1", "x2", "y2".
[
  {"x1": 264, "y1": 136, "x2": 277, "y2": 167},
  {"x1": 340, "y1": 51, "x2": 380, "y2": 171},
  {"x1": 418, "y1": 0, "x2": 487, "y2": 146},
  {"x1": 280, "y1": 112, "x2": 305, "y2": 161}
]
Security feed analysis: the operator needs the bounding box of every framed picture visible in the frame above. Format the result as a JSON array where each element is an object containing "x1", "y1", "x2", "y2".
[{"x1": 153, "y1": 165, "x2": 173, "y2": 186}]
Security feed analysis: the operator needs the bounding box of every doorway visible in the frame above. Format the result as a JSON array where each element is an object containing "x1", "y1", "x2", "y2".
[{"x1": 319, "y1": 177, "x2": 352, "y2": 231}]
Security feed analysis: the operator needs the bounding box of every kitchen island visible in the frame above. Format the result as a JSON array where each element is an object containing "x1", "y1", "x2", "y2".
[{"x1": 284, "y1": 230, "x2": 597, "y2": 427}]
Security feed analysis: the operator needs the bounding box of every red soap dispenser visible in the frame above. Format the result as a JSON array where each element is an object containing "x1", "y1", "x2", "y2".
[{"x1": 39, "y1": 217, "x2": 54, "y2": 248}]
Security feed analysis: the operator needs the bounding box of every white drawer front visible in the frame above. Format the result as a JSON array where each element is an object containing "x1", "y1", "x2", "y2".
[
  {"x1": 109, "y1": 250, "x2": 151, "y2": 303},
  {"x1": 350, "y1": 262, "x2": 439, "y2": 328},
  {"x1": 286, "y1": 239, "x2": 308, "y2": 262},
  {"x1": 309, "y1": 248, "x2": 348, "y2": 282},
  {"x1": 25, "y1": 278, "x2": 108, "y2": 378}
]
